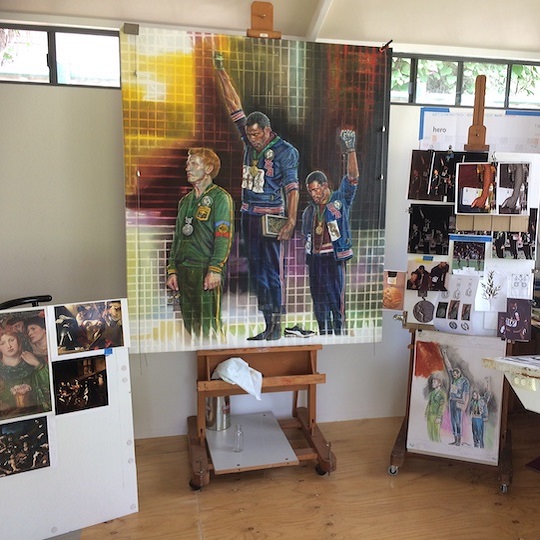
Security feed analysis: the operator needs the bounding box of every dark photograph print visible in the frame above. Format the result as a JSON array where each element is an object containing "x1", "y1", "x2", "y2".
[
  {"x1": 0, "y1": 416, "x2": 50, "y2": 478},
  {"x1": 52, "y1": 355, "x2": 109, "y2": 415},
  {"x1": 54, "y1": 300, "x2": 124, "y2": 355},
  {"x1": 456, "y1": 162, "x2": 496, "y2": 214},
  {"x1": 408, "y1": 204, "x2": 453, "y2": 256}
]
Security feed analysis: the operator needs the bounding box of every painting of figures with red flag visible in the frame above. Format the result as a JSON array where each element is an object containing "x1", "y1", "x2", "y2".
[{"x1": 407, "y1": 330, "x2": 505, "y2": 465}]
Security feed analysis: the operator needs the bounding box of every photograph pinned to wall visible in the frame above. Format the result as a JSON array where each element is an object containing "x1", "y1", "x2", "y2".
[
  {"x1": 497, "y1": 298, "x2": 532, "y2": 342},
  {"x1": 450, "y1": 233, "x2": 491, "y2": 274},
  {"x1": 0, "y1": 308, "x2": 52, "y2": 421},
  {"x1": 496, "y1": 162, "x2": 529, "y2": 215},
  {"x1": 475, "y1": 268, "x2": 507, "y2": 313},
  {"x1": 508, "y1": 271, "x2": 534, "y2": 299},
  {"x1": 408, "y1": 149, "x2": 488, "y2": 202},
  {"x1": 406, "y1": 257, "x2": 451, "y2": 295},
  {"x1": 492, "y1": 210, "x2": 537, "y2": 260},
  {"x1": 404, "y1": 257, "x2": 451, "y2": 325},
  {"x1": 407, "y1": 330, "x2": 506, "y2": 466},
  {"x1": 52, "y1": 355, "x2": 108, "y2": 415},
  {"x1": 0, "y1": 416, "x2": 50, "y2": 478},
  {"x1": 54, "y1": 299, "x2": 127, "y2": 357},
  {"x1": 456, "y1": 163, "x2": 496, "y2": 214},
  {"x1": 382, "y1": 270, "x2": 406, "y2": 311},
  {"x1": 407, "y1": 150, "x2": 433, "y2": 200},
  {"x1": 408, "y1": 204, "x2": 454, "y2": 256}
]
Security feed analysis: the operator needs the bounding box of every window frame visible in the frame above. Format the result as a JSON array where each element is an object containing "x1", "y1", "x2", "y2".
[
  {"x1": 391, "y1": 52, "x2": 540, "y2": 111},
  {"x1": 0, "y1": 23, "x2": 120, "y2": 89}
]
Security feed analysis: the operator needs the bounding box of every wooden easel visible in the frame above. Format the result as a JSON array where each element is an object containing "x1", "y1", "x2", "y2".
[
  {"x1": 391, "y1": 78, "x2": 514, "y2": 491},
  {"x1": 388, "y1": 327, "x2": 514, "y2": 493},
  {"x1": 464, "y1": 74, "x2": 489, "y2": 152},
  {"x1": 247, "y1": 1, "x2": 282, "y2": 39}
]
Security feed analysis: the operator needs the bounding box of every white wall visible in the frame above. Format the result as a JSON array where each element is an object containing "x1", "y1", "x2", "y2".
[{"x1": 0, "y1": 84, "x2": 127, "y2": 304}]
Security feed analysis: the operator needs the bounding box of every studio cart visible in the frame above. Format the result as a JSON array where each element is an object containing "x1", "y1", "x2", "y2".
[{"x1": 187, "y1": 344, "x2": 336, "y2": 489}]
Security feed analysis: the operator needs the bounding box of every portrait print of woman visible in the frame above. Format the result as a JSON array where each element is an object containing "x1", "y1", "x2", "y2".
[{"x1": 0, "y1": 331, "x2": 52, "y2": 420}]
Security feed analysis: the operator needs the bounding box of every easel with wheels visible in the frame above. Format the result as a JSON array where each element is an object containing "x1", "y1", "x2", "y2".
[
  {"x1": 187, "y1": 345, "x2": 336, "y2": 490},
  {"x1": 388, "y1": 326, "x2": 514, "y2": 493},
  {"x1": 389, "y1": 76, "x2": 516, "y2": 492}
]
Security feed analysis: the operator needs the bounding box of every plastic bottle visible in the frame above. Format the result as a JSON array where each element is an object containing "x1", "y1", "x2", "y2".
[{"x1": 233, "y1": 424, "x2": 244, "y2": 452}]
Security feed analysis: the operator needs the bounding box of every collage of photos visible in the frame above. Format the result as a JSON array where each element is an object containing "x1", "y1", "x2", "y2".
[
  {"x1": 386, "y1": 151, "x2": 539, "y2": 341},
  {"x1": 0, "y1": 298, "x2": 125, "y2": 479}
]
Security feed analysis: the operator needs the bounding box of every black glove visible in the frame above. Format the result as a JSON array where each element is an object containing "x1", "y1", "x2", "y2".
[
  {"x1": 339, "y1": 129, "x2": 356, "y2": 153},
  {"x1": 213, "y1": 51, "x2": 224, "y2": 71}
]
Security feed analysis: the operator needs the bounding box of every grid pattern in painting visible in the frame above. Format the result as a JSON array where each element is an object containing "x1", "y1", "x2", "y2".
[{"x1": 121, "y1": 29, "x2": 389, "y2": 352}]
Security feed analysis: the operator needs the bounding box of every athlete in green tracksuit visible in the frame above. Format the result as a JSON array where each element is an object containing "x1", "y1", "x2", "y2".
[
  {"x1": 425, "y1": 375, "x2": 447, "y2": 442},
  {"x1": 167, "y1": 147, "x2": 234, "y2": 340}
]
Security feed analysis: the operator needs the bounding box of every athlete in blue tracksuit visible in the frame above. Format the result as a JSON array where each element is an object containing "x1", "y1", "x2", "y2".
[
  {"x1": 301, "y1": 130, "x2": 358, "y2": 335},
  {"x1": 214, "y1": 54, "x2": 299, "y2": 340}
]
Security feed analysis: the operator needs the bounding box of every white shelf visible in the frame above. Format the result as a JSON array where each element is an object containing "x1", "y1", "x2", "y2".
[{"x1": 205, "y1": 412, "x2": 299, "y2": 474}]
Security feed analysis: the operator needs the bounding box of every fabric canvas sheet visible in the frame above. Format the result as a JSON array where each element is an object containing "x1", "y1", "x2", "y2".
[{"x1": 120, "y1": 28, "x2": 389, "y2": 352}]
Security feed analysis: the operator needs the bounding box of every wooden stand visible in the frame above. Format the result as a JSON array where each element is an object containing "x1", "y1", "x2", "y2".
[
  {"x1": 464, "y1": 74, "x2": 489, "y2": 152},
  {"x1": 388, "y1": 329, "x2": 513, "y2": 493},
  {"x1": 247, "y1": 1, "x2": 282, "y2": 39},
  {"x1": 187, "y1": 344, "x2": 336, "y2": 489}
]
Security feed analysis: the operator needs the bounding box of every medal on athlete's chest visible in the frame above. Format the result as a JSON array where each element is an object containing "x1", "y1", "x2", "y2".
[
  {"x1": 315, "y1": 203, "x2": 326, "y2": 236},
  {"x1": 182, "y1": 217, "x2": 194, "y2": 236}
]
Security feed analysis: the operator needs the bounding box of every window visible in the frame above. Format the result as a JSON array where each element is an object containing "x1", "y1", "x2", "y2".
[
  {"x1": 416, "y1": 59, "x2": 458, "y2": 106},
  {"x1": 461, "y1": 61, "x2": 507, "y2": 108},
  {"x1": 391, "y1": 53, "x2": 540, "y2": 110},
  {"x1": 0, "y1": 24, "x2": 120, "y2": 88},
  {"x1": 0, "y1": 28, "x2": 49, "y2": 82},
  {"x1": 391, "y1": 57, "x2": 411, "y2": 103},
  {"x1": 508, "y1": 64, "x2": 540, "y2": 109}
]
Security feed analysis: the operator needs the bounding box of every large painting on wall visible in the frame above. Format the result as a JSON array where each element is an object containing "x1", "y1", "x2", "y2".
[{"x1": 120, "y1": 27, "x2": 390, "y2": 352}]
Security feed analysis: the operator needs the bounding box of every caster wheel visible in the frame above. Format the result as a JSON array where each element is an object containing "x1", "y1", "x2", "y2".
[
  {"x1": 189, "y1": 480, "x2": 202, "y2": 491},
  {"x1": 500, "y1": 483, "x2": 508, "y2": 494},
  {"x1": 388, "y1": 465, "x2": 399, "y2": 476},
  {"x1": 315, "y1": 464, "x2": 327, "y2": 476}
]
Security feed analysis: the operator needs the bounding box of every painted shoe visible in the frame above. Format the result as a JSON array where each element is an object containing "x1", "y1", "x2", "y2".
[{"x1": 284, "y1": 325, "x2": 315, "y2": 338}]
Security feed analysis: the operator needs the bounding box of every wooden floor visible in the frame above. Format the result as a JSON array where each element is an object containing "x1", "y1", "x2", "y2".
[{"x1": 81, "y1": 413, "x2": 540, "y2": 539}]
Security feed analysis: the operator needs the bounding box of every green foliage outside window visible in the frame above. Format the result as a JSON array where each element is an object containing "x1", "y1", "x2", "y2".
[{"x1": 391, "y1": 54, "x2": 540, "y2": 109}]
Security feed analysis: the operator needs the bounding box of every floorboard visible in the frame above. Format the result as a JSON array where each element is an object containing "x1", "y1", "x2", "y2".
[{"x1": 80, "y1": 413, "x2": 540, "y2": 539}]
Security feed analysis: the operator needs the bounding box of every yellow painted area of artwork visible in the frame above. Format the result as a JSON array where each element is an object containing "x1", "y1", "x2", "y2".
[{"x1": 153, "y1": 319, "x2": 185, "y2": 342}]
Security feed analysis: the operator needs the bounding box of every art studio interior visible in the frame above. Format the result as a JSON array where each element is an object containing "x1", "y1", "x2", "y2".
[{"x1": 2, "y1": 1, "x2": 540, "y2": 539}]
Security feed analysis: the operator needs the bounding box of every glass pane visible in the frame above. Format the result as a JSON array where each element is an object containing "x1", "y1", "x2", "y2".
[
  {"x1": 461, "y1": 62, "x2": 506, "y2": 107},
  {"x1": 509, "y1": 64, "x2": 540, "y2": 109},
  {"x1": 55, "y1": 33, "x2": 120, "y2": 87},
  {"x1": 0, "y1": 28, "x2": 49, "y2": 82},
  {"x1": 416, "y1": 59, "x2": 457, "y2": 105},
  {"x1": 391, "y1": 57, "x2": 411, "y2": 103}
]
